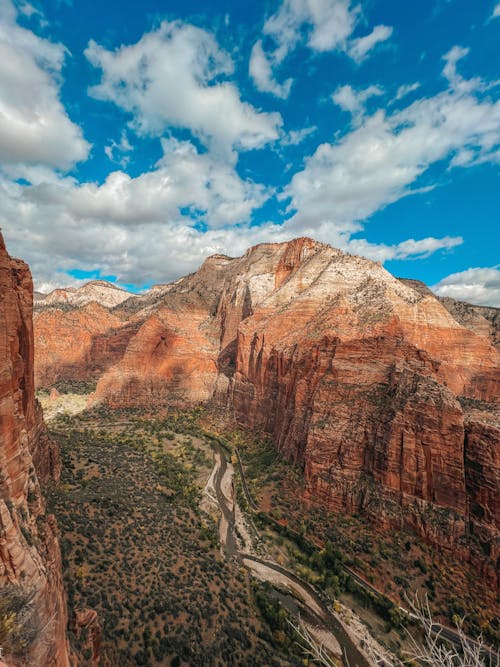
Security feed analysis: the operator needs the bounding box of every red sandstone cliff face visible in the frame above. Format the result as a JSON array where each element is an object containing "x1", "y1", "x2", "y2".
[
  {"x1": 223, "y1": 240, "x2": 498, "y2": 582},
  {"x1": 32, "y1": 238, "x2": 499, "y2": 581},
  {"x1": 0, "y1": 234, "x2": 70, "y2": 667},
  {"x1": 34, "y1": 302, "x2": 140, "y2": 389}
]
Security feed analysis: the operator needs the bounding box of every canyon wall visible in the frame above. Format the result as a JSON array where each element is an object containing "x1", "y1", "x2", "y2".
[
  {"x1": 0, "y1": 234, "x2": 70, "y2": 666},
  {"x1": 33, "y1": 238, "x2": 499, "y2": 583}
]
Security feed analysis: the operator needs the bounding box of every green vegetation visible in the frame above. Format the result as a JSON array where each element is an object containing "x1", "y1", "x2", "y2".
[
  {"x1": 0, "y1": 587, "x2": 39, "y2": 658},
  {"x1": 37, "y1": 379, "x2": 97, "y2": 395},
  {"x1": 252, "y1": 582, "x2": 304, "y2": 661},
  {"x1": 47, "y1": 408, "x2": 307, "y2": 666}
]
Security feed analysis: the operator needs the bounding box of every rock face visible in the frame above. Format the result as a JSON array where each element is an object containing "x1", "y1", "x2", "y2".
[
  {"x1": 399, "y1": 278, "x2": 500, "y2": 351},
  {"x1": 33, "y1": 238, "x2": 500, "y2": 581},
  {"x1": 34, "y1": 302, "x2": 139, "y2": 389},
  {"x1": 0, "y1": 233, "x2": 70, "y2": 666}
]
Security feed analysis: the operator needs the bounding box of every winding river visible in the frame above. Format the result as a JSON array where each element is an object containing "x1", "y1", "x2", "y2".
[{"x1": 205, "y1": 440, "x2": 371, "y2": 667}]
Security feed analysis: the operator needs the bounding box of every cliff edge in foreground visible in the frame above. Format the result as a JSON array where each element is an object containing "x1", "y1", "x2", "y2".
[{"x1": 0, "y1": 233, "x2": 70, "y2": 666}]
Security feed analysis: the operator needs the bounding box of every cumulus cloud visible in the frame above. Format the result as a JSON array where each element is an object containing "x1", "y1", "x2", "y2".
[
  {"x1": 0, "y1": 135, "x2": 276, "y2": 287},
  {"x1": 0, "y1": 0, "x2": 89, "y2": 174},
  {"x1": 85, "y1": 21, "x2": 282, "y2": 159},
  {"x1": 0, "y1": 176, "x2": 285, "y2": 289},
  {"x1": 10, "y1": 137, "x2": 268, "y2": 227},
  {"x1": 1, "y1": 138, "x2": 462, "y2": 290},
  {"x1": 285, "y1": 48, "x2": 500, "y2": 236},
  {"x1": 2, "y1": 180, "x2": 463, "y2": 291},
  {"x1": 348, "y1": 24, "x2": 393, "y2": 63},
  {"x1": 263, "y1": 0, "x2": 358, "y2": 55},
  {"x1": 432, "y1": 267, "x2": 500, "y2": 307},
  {"x1": 250, "y1": 0, "x2": 392, "y2": 96},
  {"x1": 492, "y1": 3, "x2": 500, "y2": 18},
  {"x1": 0, "y1": 7, "x2": 494, "y2": 304}
]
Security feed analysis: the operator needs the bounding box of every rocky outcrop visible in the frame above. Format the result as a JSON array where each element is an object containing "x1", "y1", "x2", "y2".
[
  {"x1": 73, "y1": 609, "x2": 101, "y2": 665},
  {"x1": 0, "y1": 233, "x2": 70, "y2": 666},
  {"x1": 32, "y1": 238, "x2": 499, "y2": 581}
]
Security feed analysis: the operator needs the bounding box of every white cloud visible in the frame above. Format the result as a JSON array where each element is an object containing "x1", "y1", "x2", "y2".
[
  {"x1": 281, "y1": 126, "x2": 317, "y2": 146},
  {"x1": 20, "y1": 138, "x2": 267, "y2": 228},
  {"x1": 85, "y1": 21, "x2": 282, "y2": 159},
  {"x1": 492, "y1": 3, "x2": 500, "y2": 19},
  {"x1": 348, "y1": 24, "x2": 393, "y2": 63},
  {"x1": 0, "y1": 10, "x2": 493, "y2": 303},
  {"x1": 104, "y1": 130, "x2": 133, "y2": 166},
  {"x1": 1, "y1": 135, "x2": 462, "y2": 291},
  {"x1": 250, "y1": 0, "x2": 392, "y2": 96},
  {"x1": 2, "y1": 180, "x2": 463, "y2": 290},
  {"x1": 394, "y1": 82, "x2": 420, "y2": 101},
  {"x1": 263, "y1": 0, "x2": 358, "y2": 56},
  {"x1": 0, "y1": 0, "x2": 89, "y2": 174},
  {"x1": 432, "y1": 267, "x2": 500, "y2": 307},
  {"x1": 249, "y1": 40, "x2": 292, "y2": 99},
  {"x1": 0, "y1": 134, "x2": 277, "y2": 287},
  {"x1": 0, "y1": 174, "x2": 284, "y2": 289},
  {"x1": 285, "y1": 49, "x2": 500, "y2": 238},
  {"x1": 442, "y1": 45, "x2": 470, "y2": 87},
  {"x1": 332, "y1": 84, "x2": 383, "y2": 120}
]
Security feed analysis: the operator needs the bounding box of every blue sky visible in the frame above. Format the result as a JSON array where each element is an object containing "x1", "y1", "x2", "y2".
[{"x1": 0, "y1": 0, "x2": 499, "y2": 305}]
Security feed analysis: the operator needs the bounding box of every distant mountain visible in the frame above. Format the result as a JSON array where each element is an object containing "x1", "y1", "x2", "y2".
[
  {"x1": 34, "y1": 279, "x2": 132, "y2": 309},
  {"x1": 399, "y1": 278, "x2": 500, "y2": 350}
]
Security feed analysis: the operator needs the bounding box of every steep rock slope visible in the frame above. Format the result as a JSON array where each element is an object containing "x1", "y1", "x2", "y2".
[
  {"x1": 87, "y1": 254, "x2": 237, "y2": 406},
  {"x1": 0, "y1": 234, "x2": 70, "y2": 666},
  {"x1": 222, "y1": 240, "x2": 499, "y2": 583},
  {"x1": 33, "y1": 238, "x2": 499, "y2": 581},
  {"x1": 34, "y1": 302, "x2": 139, "y2": 389},
  {"x1": 399, "y1": 278, "x2": 500, "y2": 350}
]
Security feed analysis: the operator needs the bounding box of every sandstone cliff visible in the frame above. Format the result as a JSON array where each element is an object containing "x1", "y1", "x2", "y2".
[
  {"x1": 0, "y1": 233, "x2": 70, "y2": 666},
  {"x1": 34, "y1": 302, "x2": 140, "y2": 389},
  {"x1": 33, "y1": 238, "x2": 499, "y2": 584}
]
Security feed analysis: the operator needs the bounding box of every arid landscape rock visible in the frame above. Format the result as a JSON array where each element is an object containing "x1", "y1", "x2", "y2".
[
  {"x1": 73, "y1": 608, "x2": 101, "y2": 665},
  {"x1": 33, "y1": 238, "x2": 500, "y2": 586},
  {"x1": 0, "y1": 234, "x2": 70, "y2": 666}
]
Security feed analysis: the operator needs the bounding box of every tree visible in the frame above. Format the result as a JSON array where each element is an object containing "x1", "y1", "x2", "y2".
[{"x1": 288, "y1": 595, "x2": 500, "y2": 667}]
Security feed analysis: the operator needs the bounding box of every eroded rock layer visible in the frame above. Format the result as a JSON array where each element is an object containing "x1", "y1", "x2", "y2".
[
  {"x1": 0, "y1": 234, "x2": 70, "y2": 667},
  {"x1": 33, "y1": 238, "x2": 500, "y2": 583}
]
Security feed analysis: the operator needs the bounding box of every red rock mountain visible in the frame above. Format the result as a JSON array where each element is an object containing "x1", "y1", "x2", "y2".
[
  {"x1": 0, "y1": 234, "x2": 70, "y2": 666},
  {"x1": 33, "y1": 238, "x2": 499, "y2": 584}
]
